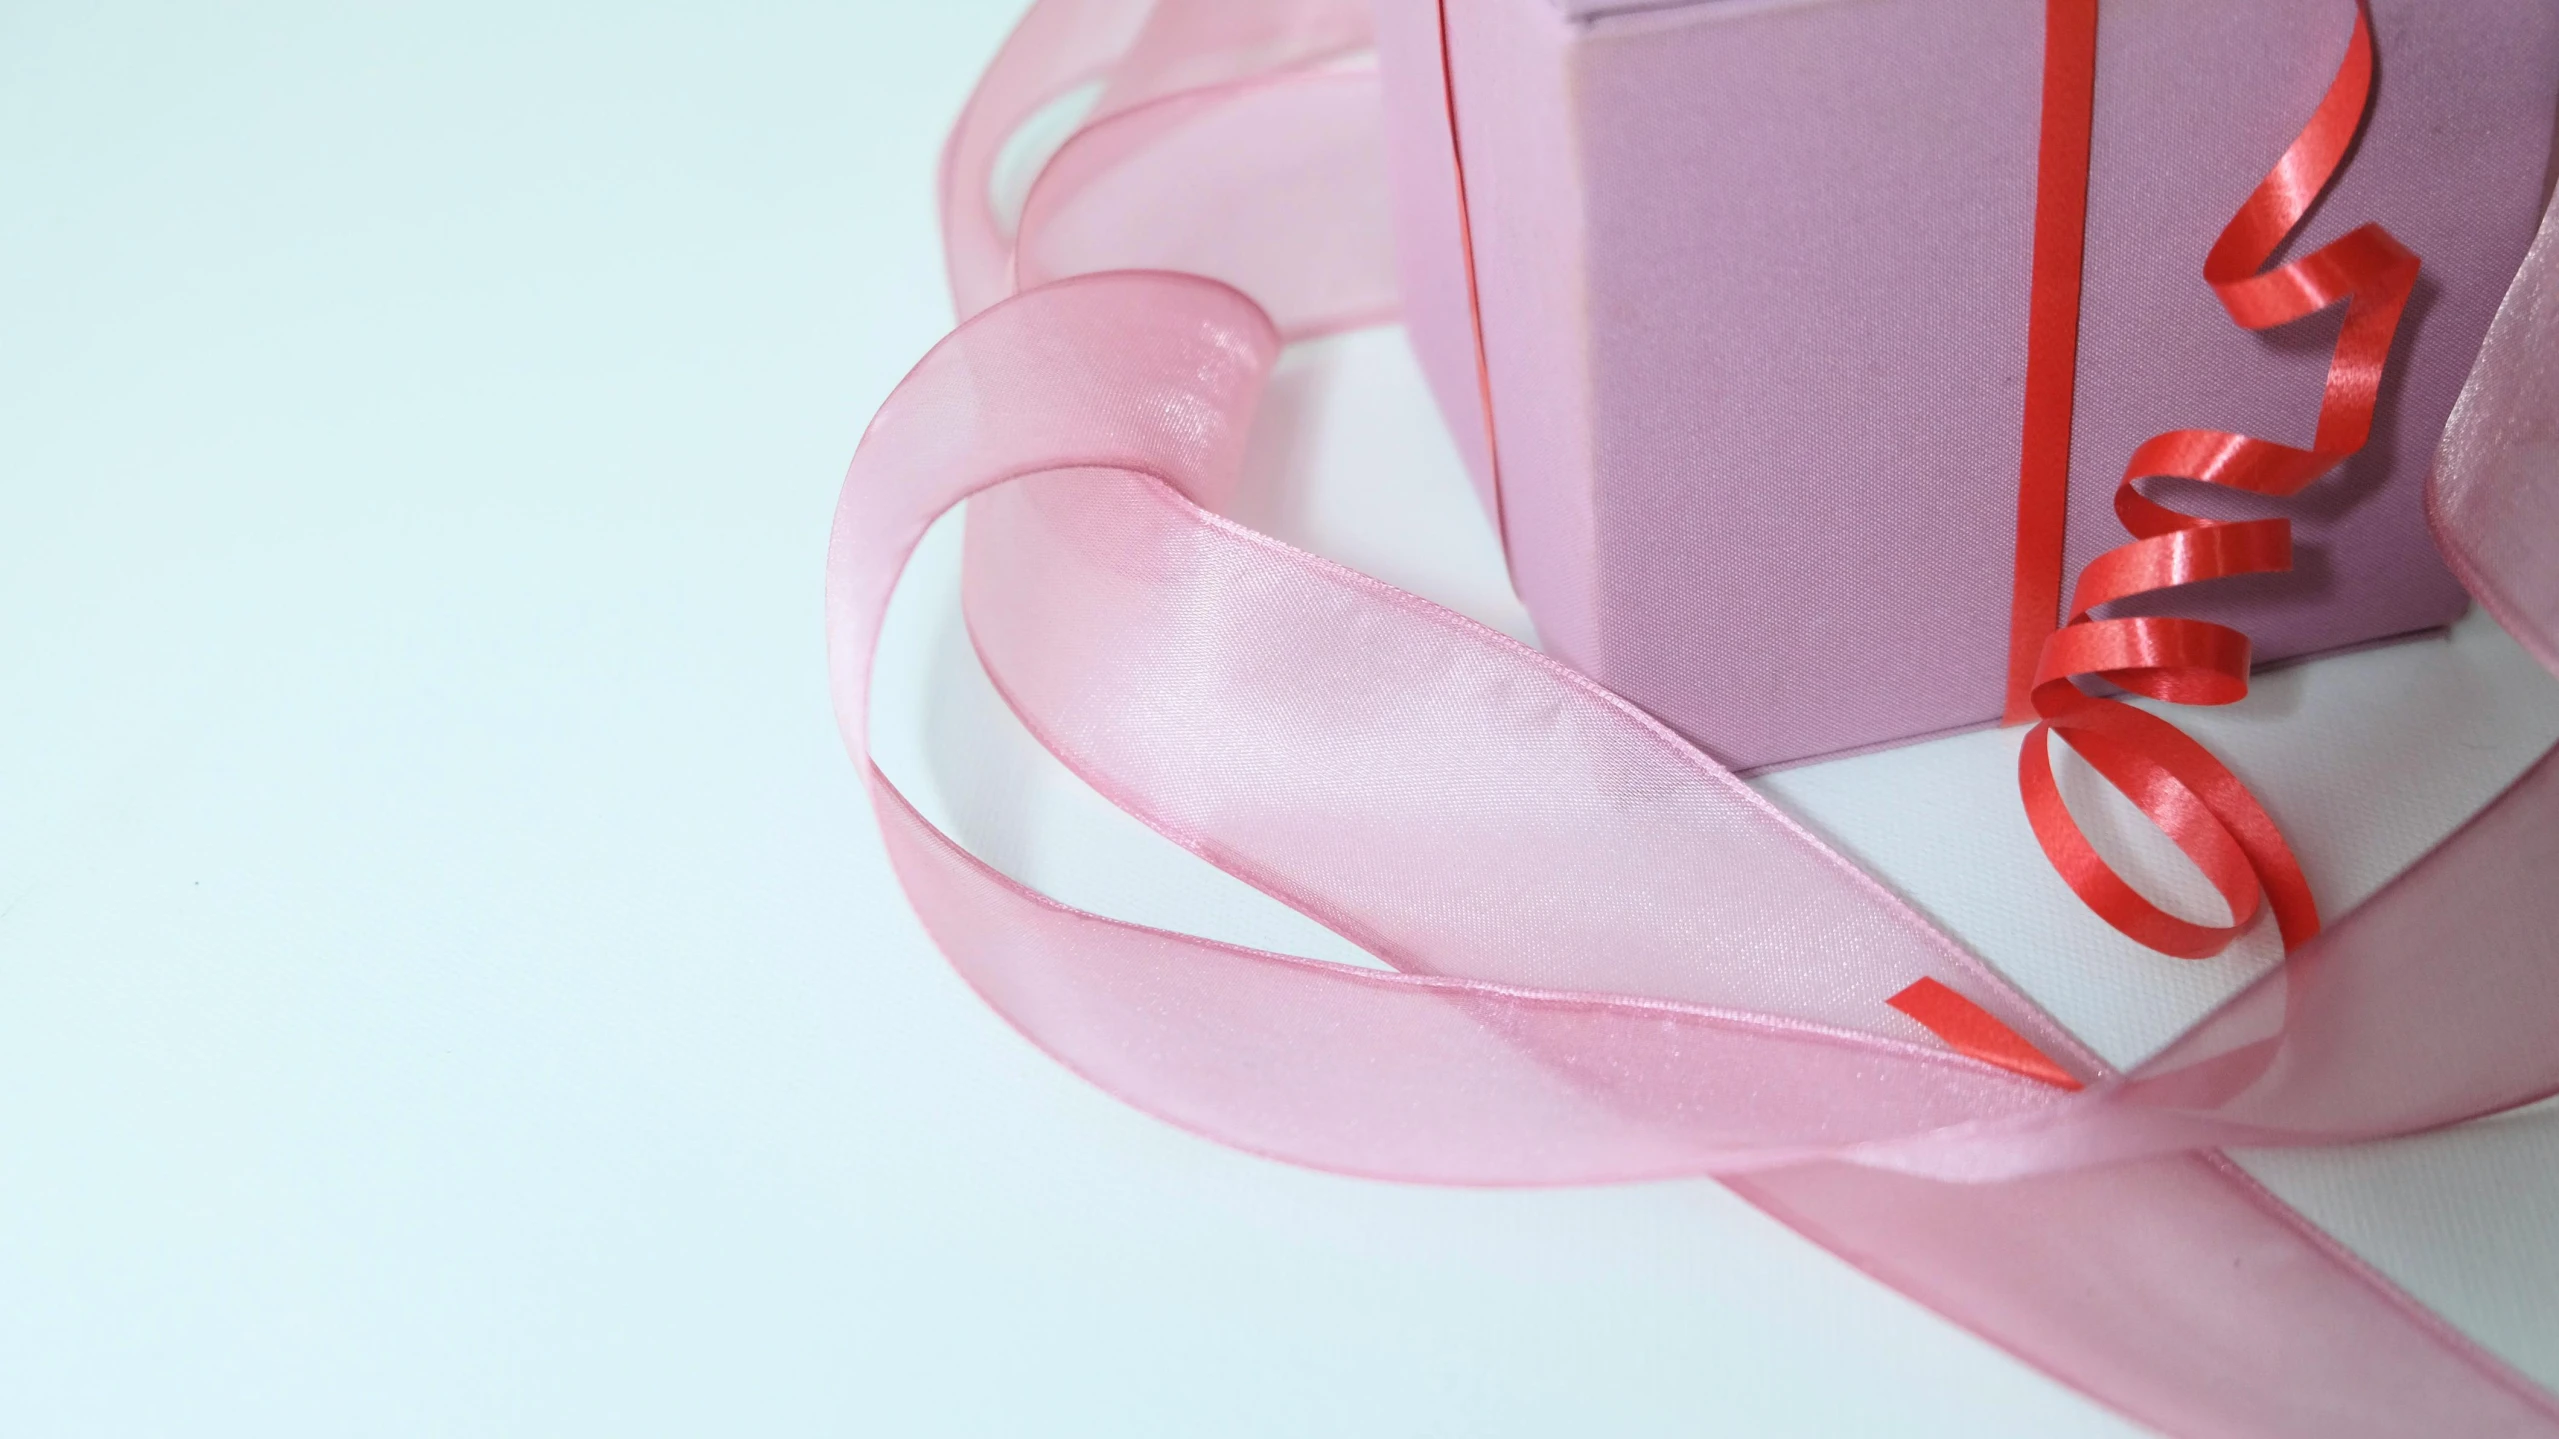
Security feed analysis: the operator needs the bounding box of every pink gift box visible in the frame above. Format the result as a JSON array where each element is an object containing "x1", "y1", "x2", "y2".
[{"x1": 1374, "y1": 0, "x2": 2559, "y2": 772}]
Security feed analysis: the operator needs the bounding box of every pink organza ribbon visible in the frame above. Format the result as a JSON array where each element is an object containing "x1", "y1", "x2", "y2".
[{"x1": 829, "y1": 1, "x2": 2559, "y2": 1432}]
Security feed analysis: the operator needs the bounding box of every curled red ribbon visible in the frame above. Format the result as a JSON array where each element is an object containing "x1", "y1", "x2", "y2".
[{"x1": 2017, "y1": 0, "x2": 2419, "y2": 959}]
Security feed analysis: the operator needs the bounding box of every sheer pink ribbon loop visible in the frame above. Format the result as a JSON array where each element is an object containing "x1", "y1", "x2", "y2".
[
  {"x1": 834, "y1": 272, "x2": 2082, "y2": 1183},
  {"x1": 2434, "y1": 168, "x2": 2559, "y2": 675},
  {"x1": 938, "y1": 0, "x2": 1376, "y2": 322},
  {"x1": 839, "y1": 0, "x2": 2559, "y2": 1430}
]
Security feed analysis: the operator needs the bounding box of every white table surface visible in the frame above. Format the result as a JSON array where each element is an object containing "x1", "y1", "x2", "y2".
[{"x1": 6, "y1": 4, "x2": 2554, "y2": 1434}]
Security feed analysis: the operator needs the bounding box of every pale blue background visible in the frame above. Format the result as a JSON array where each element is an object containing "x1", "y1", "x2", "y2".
[{"x1": 5, "y1": 3, "x2": 2549, "y2": 1434}]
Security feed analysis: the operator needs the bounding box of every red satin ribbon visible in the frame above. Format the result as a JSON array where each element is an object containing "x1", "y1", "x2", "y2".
[
  {"x1": 1887, "y1": 978, "x2": 2082, "y2": 1090},
  {"x1": 2003, "y1": 0, "x2": 2099, "y2": 727},
  {"x1": 2011, "y1": 0, "x2": 2419, "y2": 959}
]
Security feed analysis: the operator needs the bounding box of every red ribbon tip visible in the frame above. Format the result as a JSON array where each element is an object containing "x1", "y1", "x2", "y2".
[{"x1": 1888, "y1": 979, "x2": 2084, "y2": 1091}]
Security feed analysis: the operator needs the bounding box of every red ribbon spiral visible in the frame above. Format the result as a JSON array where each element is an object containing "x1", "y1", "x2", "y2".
[{"x1": 2020, "y1": 3, "x2": 2420, "y2": 959}]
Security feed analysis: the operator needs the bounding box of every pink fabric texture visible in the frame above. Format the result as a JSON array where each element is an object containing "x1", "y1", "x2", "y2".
[
  {"x1": 830, "y1": 1, "x2": 2559, "y2": 1431},
  {"x1": 1380, "y1": 0, "x2": 2559, "y2": 772},
  {"x1": 2435, "y1": 186, "x2": 2559, "y2": 678}
]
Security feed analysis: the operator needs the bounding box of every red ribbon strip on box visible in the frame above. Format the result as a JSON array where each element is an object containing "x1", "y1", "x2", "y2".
[
  {"x1": 2006, "y1": 0, "x2": 2420, "y2": 959},
  {"x1": 2002, "y1": 0, "x2": 2099, "y2": 727}
]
